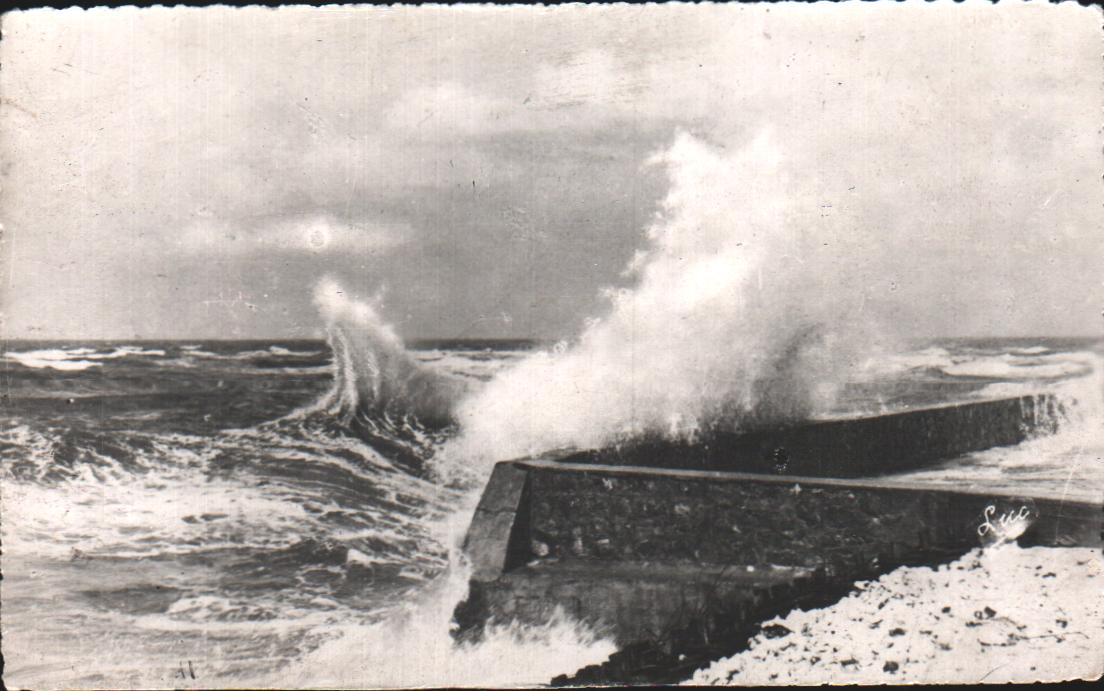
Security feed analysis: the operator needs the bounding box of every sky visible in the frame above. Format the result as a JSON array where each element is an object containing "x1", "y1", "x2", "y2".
[{"x1": 1, "y1": 2, "x2": 1100, "y2": 340}]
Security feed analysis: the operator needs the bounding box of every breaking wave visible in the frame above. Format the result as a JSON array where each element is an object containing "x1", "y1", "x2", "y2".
[
  {"x1": 307, "y1": 278, "x2": 471, "y2": 431},
  {"x1": 446, "y1": 132, "x2": 880, "y2": 466},
  {"x1": 2, "y1": 345, "x2": 168, "y2": 371},
  {"x1": 941, "y1": 353, "x2": 1093, "y2": 380},
  {"x1": 271, "y1": 558, "x2": 616, "y2": 688},
  {"x1": 309, "y1": 132, "x2": 1102, "y2": 485}
]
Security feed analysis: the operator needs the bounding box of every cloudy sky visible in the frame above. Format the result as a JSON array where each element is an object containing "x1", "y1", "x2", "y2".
[{"x1": 1, "y1": 2, "x2": 1100, "y2": 340}]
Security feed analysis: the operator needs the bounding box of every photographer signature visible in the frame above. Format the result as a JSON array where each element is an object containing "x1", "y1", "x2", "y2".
[{"x1": 977, "y1": 504, "x2": 1033, "y2": 542}]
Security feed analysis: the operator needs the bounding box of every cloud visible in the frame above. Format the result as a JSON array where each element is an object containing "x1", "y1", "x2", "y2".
[
  {"x1": 380, "y1": 50, "x2": 649, "y2": 141},
  {"x1": 383, "y1": 82, "x2": 521, "y2": 137},
  {"x1": 529, "y1": 49, "x2": 627, "y2": 111},
  {"x1": 1, "y1": 3, "x2": 1099, "y2": 339},
  {"x1": 179, "y1": 214, "x2": 409, "y2": 257}
]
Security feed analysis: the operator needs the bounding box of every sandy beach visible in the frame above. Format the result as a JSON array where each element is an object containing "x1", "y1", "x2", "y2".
[{"x1": 690, "y1": 545, "x2": 1103, "y2": 685}]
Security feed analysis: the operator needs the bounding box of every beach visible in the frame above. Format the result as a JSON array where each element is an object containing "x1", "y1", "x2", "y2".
[{"x1": 690, "y1": 545, "x2": 1104, "y2": 685}]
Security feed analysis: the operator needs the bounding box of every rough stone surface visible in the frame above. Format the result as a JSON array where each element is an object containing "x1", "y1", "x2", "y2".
[
  {"x1": 464, "y1": 560, "x2": 813, "y2": 649},
  {"x1": 520, "y1": 461, "x2": 1100, "y2": 574},
  {"x1": 453, "y1": 398, "x2": 1097, "y2": 685},
  {"x1": 462, "y1": 462, "x2": 530, "y2": 581},
  {"x1": 558, "y1": 394, "x2": 1062, "y2": 477}
]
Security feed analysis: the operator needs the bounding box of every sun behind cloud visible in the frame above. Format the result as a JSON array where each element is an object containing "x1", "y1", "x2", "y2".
[{"x1": 179, "y1": 214, "x2": 410, "y2": 257}]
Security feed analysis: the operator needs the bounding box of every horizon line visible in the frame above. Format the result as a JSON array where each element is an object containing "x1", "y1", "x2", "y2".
[{"x1": 2, "y1": 334, "x2": 1102, "y2": 343}]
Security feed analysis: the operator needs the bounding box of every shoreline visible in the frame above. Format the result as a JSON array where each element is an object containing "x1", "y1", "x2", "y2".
[{"x1": 687, "y1": 545, "x2": 1103, "y2": 685}]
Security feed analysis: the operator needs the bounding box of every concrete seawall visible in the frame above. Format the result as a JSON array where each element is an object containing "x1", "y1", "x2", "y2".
[
  {"x1": 452, "y1": 394, "x2": 1096, "y2": 683},
  {"x1": 558, "y1": 394, "x2": 1063, "y2": 477},
  {"x1": 457, "y1": 460, "x2": 1100, "y2": 633}
]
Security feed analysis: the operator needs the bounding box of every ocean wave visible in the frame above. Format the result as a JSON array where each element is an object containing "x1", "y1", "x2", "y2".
[
  {"x1": 1009, "y1": 345, "x2": 1050, "y2": 355},
  {"x1": 273, "y1": 365, "x2": 334, "y2": 376},
  {"x1": 0, "y1": 417, "x2": 460, "y2": 571},
  {"x1": 185, "y1": 345, "x2": 323, "y2": 362},
  {"x1": 271, "y1": 562, "x2": 615, "y2": 688},
  {"x1": 941, "y1": 354, "x2": 1093, "y2": 380},
  {"x1": 268, "y1": 345, "x2": 323, "y2": 357},
  {"x1": 446, "y1": 133, "x2": 882, "y2": 466},
  {"x1": 413, "y1": 350, "x2": 528, "y2": 382},
  {"x1": 862, "y1": 347, "x2": 956, "y2": 376},
  {"x1": 852, "y1": 346, "x2": 1093, "y2": 384},
  {"x1": 306, "y1": 278, "x2": 471, "y2": 431},
  {"x1": 102, "y1": 345, "x2": 168, "y2": 358},
  {"x1": 4, "y1": 353, "x2": 103, "y2": 371},
  {"x1": 2, "y1": 345, "x2": 167, "y2": 371}
]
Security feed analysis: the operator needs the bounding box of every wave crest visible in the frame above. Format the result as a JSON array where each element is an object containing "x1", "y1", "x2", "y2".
[
  {"x1": 294, "y1": 279, "x2": 474, "y2": 474},
  {"x1": 446, "y1": 132, "x2": 877, "y2": 465},
  {"x1": 310, "y1": 278, "x2": 470, "y2": 429}
]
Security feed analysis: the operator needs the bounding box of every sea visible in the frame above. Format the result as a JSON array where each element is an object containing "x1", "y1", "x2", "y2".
[{"x1": 2, "y1": 335, "x2": 1102, "y2": 688}]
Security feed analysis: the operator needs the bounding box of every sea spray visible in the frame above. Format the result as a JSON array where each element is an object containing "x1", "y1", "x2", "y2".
[
  {"x1": 893, "y1": 350, "x2": 1104, "y2": 499},
  {"x1": 271, "y1": 546, "x2": 616, "y2": 688},
  {"x1": 299, "y1": 278, "x2": 477, "y2": 471},
  {"x1": 310, "y1": 277, "x2": 471, "y2": 429},
  {"x1": 446, "y1": 131, "x2": 881, "y2": 467},
  {"x1": 281, "y1": 279, "x2": 620, "y2": 683}
]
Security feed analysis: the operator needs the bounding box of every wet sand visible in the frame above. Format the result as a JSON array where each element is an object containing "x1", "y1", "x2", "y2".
[{"x1": 690, "y1": 545, "x2": 1103, "y2": 685}]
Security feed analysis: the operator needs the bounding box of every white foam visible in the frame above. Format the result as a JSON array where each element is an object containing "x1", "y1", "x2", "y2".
[
  {"x1": 446, "y1": 132, "x2": 880, "y2": 467},
  {"x1": 306, "y1": 277, "x2": 470, "y2": 427},
  {"x1": 1010, "y1": 346, "x2": 1050, "y2": 355},
  {"x1": 268, "y1": 345, "x2": 322, "y2": 357},
  {"x1": 2, "y1": 345, "x2": 166, "y2": 370},
  {"x1": 272, "y1": 559, "x2": 616, "y2": 688},
  {"x1": 4, "y1": 354, "x2": 102, "y2": 371},
  {"x1": 101, "y1": 346, "x2": 167, "y2": 358},
  {"x1": 942, "y1": 353, "x2": 1092, "y2": 380}
]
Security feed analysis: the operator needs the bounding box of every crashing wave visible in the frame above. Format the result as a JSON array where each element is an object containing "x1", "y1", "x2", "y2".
[{"x1": 309, "y1": 278, "x2": 471, "y2": 429}]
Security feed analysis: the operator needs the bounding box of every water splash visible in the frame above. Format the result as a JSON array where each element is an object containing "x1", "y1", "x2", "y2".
[
  {"x1": 896, "y1": 351, "x2": 1104, "y2": 501},
  {"x1": 291, "y1": 278, "x2": 476, "y2": 473},
  {"x1": 309, "y1": 277, "x2": 471, "y2": 430},
  {"x1": 446, "y1": 132, "x2": 880, "y2": 466},
  {"x1": 270, "y1": 555, "x2": 616, "y2": 688}
]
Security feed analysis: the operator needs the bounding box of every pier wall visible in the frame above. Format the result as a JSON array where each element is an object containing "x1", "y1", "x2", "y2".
[
  {"x1": 516, "y1": 460, "x2": 1099, "y2": 572},
  {"x1": 559, "y1": 394, "x2": 1063, "y2": 476},
  {"x1": 455, "y1": 459, "x2": 1100, "y2": 656},
  {"x1": 452, "y1": 394, "x2": 1094, "y2": 682}
]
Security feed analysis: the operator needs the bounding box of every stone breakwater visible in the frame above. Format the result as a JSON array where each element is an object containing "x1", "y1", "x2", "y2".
[
  {"x1": 452, "y1": 395, "x2": 1098, "y2": 684},
  {"x1": 453, "y1": 459, "x2": 1101, "y2": 684},
  {"x1": 558, "y1": 394, "x2": 1064, "y2": 477},
  {"x1": 689, "y1": 545, "x2": 1104, "y2": 685}
]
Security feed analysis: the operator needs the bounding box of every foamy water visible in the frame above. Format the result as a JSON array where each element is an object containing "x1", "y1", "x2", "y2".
[
  {"x1": 449, "y1": 133, "x2": 885, "y2": 466},
  {"x1": 3, "y1": 334, "x2": 1100, "y2": 687}
]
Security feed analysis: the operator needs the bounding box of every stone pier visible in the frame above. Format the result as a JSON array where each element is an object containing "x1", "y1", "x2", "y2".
[
  {"x1": 451, "y1": 394, "x2": 1097, "y2": 683},
  {"x1": 558, "y1": 394, "x2": 1064, "y2": 477},
  {"x1": 454, "y1": 459, "x2": 1100, "y2": 647}
]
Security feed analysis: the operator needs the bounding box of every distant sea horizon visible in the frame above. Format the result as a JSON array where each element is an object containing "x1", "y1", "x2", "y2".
[{"x1": 4, "y1": 335, "x2": 1102, "y2": 348}]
